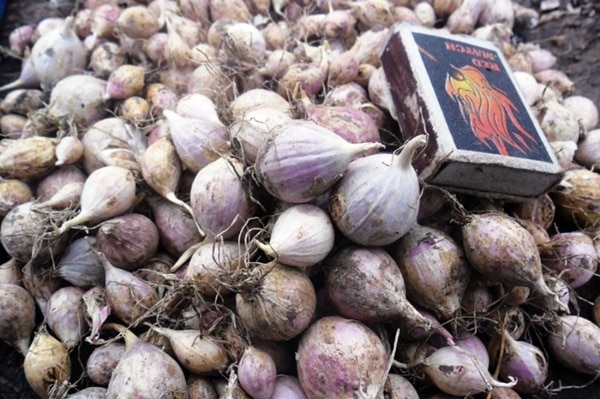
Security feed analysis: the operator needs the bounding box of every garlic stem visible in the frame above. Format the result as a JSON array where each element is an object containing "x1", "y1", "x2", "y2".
[{"x1": 394, "y1": 134, "x2": 427, "y2": 170}]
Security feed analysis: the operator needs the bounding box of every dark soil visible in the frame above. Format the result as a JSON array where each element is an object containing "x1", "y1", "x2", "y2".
[
  {"x1": 0, "y1": 1, "x2": 599, "y2": 398},
  {"x1": 514, "y1": 0, "x2": 600, "y2": 106}
]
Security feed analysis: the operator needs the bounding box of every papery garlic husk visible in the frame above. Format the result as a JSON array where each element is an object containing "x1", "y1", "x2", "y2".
[
  {"x1": 94, "y1": 213, "x2": 160, "y2": 271},
  {"x1": 575, "y1": 129, "x2": 600, "y2": 168},
  {"x1": 256, "y1": 204, "x2": 335, "y2": 268},
  {"x1": 64, "y1": 387, "x2": 108, "y2": 398},
  {"x1": 539, "y1": 231, "x2": 597, "y2": 289},
  {"x1": 488, "y1": 330, "x2": 548, "y2": 394},
  {"x1": 563, "y1": 95, "x2": 598, "y2": 131},
  {"x1": 472, "y1": 23, "x2": 513, "y2": 57},
  {"x1": 0, "y1": 136, "x2": 58, "y2": 179},
  {"x1": 55, "y1": 135, "x2": 84, "y2": 166},
  {"x1": 86, "y1": 341, "x2": 126, "y2": 386},
  {"x1": 30, "y1": 16, "x2": 86, "y2": 90},
  {"x1": 237, "y1": 346, "x2": 277, "y2": 399},
  {"x1": 46, "y1": 286, "x2": 87, "y2": 349},
  {"x1": 444, "y1": 0, "x2": 487, "y2": 34},
  {"x1": 175, "y1": 93, "x2": 221, "y2": 124},
  {"x1": 190, "y1": 156, "x2": 257, "y2": 239},
  {"x1": 534, "y1": 69, "x2": 574, "y2": 95},
  {"x1": 81, "y1": 117, "x2": 144, "y2": 175},
  {"x1": 104, "y1": 323, "x2": 187, "y2": 399},
  {"x1": 183, "y1": 240, "x2": 247, "y2": 297},
  {"x1": 538, "y1": 100, "x2": 581, "y2": 143},
  {"x1": 82, "y1": 286, "x2": 111, "y2": 343},
  {"x1": 513, "y1": 71, "x2": 540, "y2": 106},
  {"x1": 0, "y1": 178, "x2": 32, "y2": 217},
  {"x1": 1, "y1": 201, "x2": 68, "y2": 264},
  {"x1": 90, "y1": 42, "x2": 127, "y2": 79},
  {"x1": 478, "y1": 0, "x2": 514, "y2": 29},
  {"x1": 461, "y1": 277, "x2": 494, "y2": 314},
  {"x1": 0, "y1": 258, "x2": 22, "y2": 285},
  {"x1": 47, "y1": 74, "x2": 108, "y2": 128},
  {"x1": 164, "y1": 109, "x2": 230, "y2": 174},
  {"x1": 551, "y1": 168, "x2": 600, "y2": 228},
  {"x1": 36, "y1": 164, "x2": 86, "y2": 202},
  {"x1": 423, "y1": 345, "x2": 516, "y2": 396},
  {"x1": 546, "y1": 315, "x2": 600, "y2": 375},
  {"x1": 32, "y1": 181, "x2": 84, "y2": 211},
  {"x1": 529, "y1": 274, "x2": 570, "y2": 313},
  {"x1": 550, "y1": 140, "x2": 578, "y2": 167},
  {"x1": 393, "y1": 224, "x2": 471, "y2": 320},
  {"x1": 119, "y1": 96, "x2": 150, "y2": 125},
  {"x1": 229, "y1": 107, "x2": 293, "y2": 163},
  {"x1": 329, "y1": 135, "x2": 425, "y2": 246},
  {"x1": 0, "y1": 88, "x2": 45, "y2": 116},
  {"x1": 455, "y1": 333, "x2": 490, "y2": 369},
  {"x1": 509, "y1": 193, "x2": 555, "y2": 230},
  {"x1": 187, "y1": 376, "x2": 218, "y2": 399},
  {"x1": 1, "y1": 114, "x2": 27, "y2": 138},
  {"x1": 433, "y1": 0, "x2": 462, "y2": 18},
  {"x1": 367, "y1": 66, "x2": 397, "y2": 119},
  {"x1": 0, "y1": 283, "x2": 36, "y2": 355},
  {"x1": 139, "y1": 136, "x2": 197, "y2": 225},
  {"x1": 414, "y1": 2, "x2": 436, "y2": 27},
  {"x1": 236, "y1": 262, "x2": 316, "y2": 341},
  {"x1": 384, "y1": 373, "x2": 419, "y2": 399},
  {"x1": 104, "y1": 64, "x2": 146, "y2": 100},
  {"x1": 100, "y1": 253, "x2": 159, "y2": 326},
  {"x1": 326, "y1": 246, "x2": 434, "y2": 336},
  {"x1": 501, "y1": 283, "x2": 531, "y2": 308},
  {"x1": 461, "y1": 212, "x2": 566, "y2": 313},
  {"x1": 24, "y1": 328, "x2": 71, "y2": 399},
  {"x1": 54, "y1": 237, "x2": 104, "y2": 288},
  {"x1": 229, "y1": 88, "x2": 292, "y2": 119},
  {"x1": 57, "y1": 165, "x2": 137, "y2": 234},
  {"x1": 150, "y1": 326, "x2": 230, "y2": 375}
]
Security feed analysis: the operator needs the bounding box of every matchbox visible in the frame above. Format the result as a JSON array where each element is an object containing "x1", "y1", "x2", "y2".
[{"x1": 380, "y1": 23, "x2": 563, "y2": 200}]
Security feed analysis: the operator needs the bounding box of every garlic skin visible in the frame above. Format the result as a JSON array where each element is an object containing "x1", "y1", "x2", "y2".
[
  {"x1": 24, "y1": 329, "x2": 72, "y2": 399},
  {"x1": 257, "y1": 204, "x2": 335, "y2": 268},
  {"x1": 445, "y1": 0, "x2": 488, "y2": 34},
  {"x1": 55, "y1": 135, "x2": 84, "y2": 166},
  {"x1": 30, "y1": 17, "x2": 87, "y2": 90},
  {"x1": 527, "y1": 47, "x2": 557, "y2": 73},
  {"x1": 478, "y1": 0, "x2": 514, "y2": 29},
  {"x1": 489, "y1": 331, "x2": 549, "y2": 394},
  {"x1": 433, "y1": 0, "x2": 462, "y2": 19},
  {"x1": 423, "y1": 345, "x2": 516, "y2": 396},
  {"x1": 513, "y1": 71, "x2": 540, "y2": 106},
  {"x1": 0, "y1": 136, "x2": 58, "y2": 179},
  {"x1": 575, "y1": 128, "x2": 600, "y2": 168},
  {"x1": 393, "y1": 224, "x2": 471, "y2": 320},
  {"x1": 546, "y1": 315, "x2": 600, "y2": 375},
  {"x1": 414, "y1": 2, "x2": 436, "y2": 27},
  {"x1": 535, "y1": 69, "x2": 574, "y2": 95},
  {"x1": 329, "y1": 135, "x2": 426, "y2": 246},
  {"x1": 538, "y1": 100, "x2": 581, "y2": 143},
  {"x1": 549, "y1": 140, "x2": 577, "y2": 166},
  {"x1": 563, "y1": 95, "x2": 599, "y2": 131}
]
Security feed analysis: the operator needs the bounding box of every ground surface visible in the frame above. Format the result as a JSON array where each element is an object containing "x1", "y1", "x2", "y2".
[{"x1": 0, "y1": 0, "x2": 599, "y2": 398}]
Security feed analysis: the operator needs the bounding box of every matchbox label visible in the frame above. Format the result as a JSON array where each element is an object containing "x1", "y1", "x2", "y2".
[{"x1": 412, "y1": 32, "x2": 553, "y2": 163}]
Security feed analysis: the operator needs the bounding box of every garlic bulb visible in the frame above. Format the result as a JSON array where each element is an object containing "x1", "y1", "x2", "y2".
[
  {"x1": 256, "y1": 204, "x2": 335, "y2": 268},
  {"x1": 538, "y1": 100, "x2": 581, "y2": 142},
  {"x1": 575, "y1": 129, "x2": 600, "y2": 168}
]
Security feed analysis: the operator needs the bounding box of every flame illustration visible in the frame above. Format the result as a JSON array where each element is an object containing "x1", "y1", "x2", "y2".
[{"x1": 445, "y1": 65, "x2": 537, "y2": 156}]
